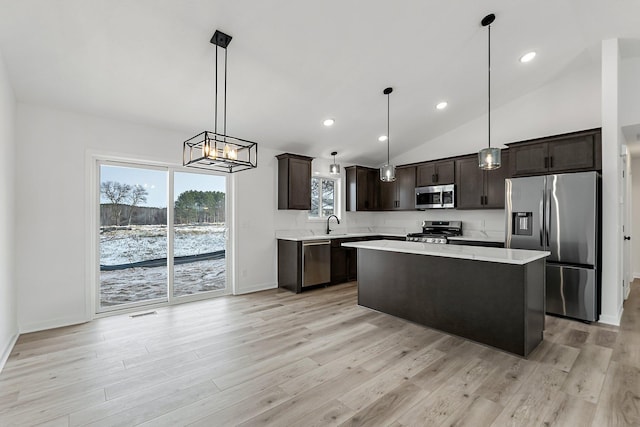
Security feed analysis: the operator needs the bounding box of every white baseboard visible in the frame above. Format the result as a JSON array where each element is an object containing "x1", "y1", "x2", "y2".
[
  {"x1": 598, "y1": 309, "x2": 623, "y2": 327},
  {"x1": 19, "y1": 314, "x2": 90, "y2": 335},
  {"x1": 0, "y1": 332, "x2": 19, "y2": 374},
  {"x1": 234, "y1": 282, "x2": 277, "y2": 295},
  {"x1": 634, "y1": 272, "x2": 640, "y2": 280}
]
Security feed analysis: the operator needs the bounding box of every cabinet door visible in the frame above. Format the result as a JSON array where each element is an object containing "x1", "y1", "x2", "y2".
[
  {"x1": 510, "y1": 143, "x2": 548, "y2": 177},
  {"x1": 435, "y1": 160, "x2": 455, "y2": 184},
  {"x1": 330, "y1": 242, "x2": 348, "y2": 285},
  {"x1": 484, "y1": 151, "x2": 510, "y2": 209},
  {"x1": 396, "y1": 167, "x2": 416, "y2": 210},
  {"x1": 548, "y1": 135, "x2": 595, "y2": 172},
  {"x1": 416, "y1": 163, "x2": 437, "y2": 186},
  {"x1": 455, "y1": 156, "x2": 484, "y2": 209},
  {"x1": 365, "y1": 168, "x2": 380, "y2": 210},
  {"x1": 288, "y1": 158, "x2": 311, "y2": 209},
  {"x1": 379, "y1": 181, "x2": 396, "y2": 210}
]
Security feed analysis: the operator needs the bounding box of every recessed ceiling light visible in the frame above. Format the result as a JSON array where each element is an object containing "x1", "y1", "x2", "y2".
[
  {"x1": 435, "y1": 101, "x2": 448, "y2": 110},
  {"x1": 323, "y1": 118, "x2": 335, "y2": 127},
  {"x1": 520, "y1": 51, "x2": 536, "y2": 63},
  {"x1": 378, "y1": 135, "x2": 388, "y2": 142}
]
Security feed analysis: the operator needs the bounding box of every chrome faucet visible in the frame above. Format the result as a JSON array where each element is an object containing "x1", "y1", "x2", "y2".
[{"x1": 326, "y1": 214, "x2": 340, "y2": 234}]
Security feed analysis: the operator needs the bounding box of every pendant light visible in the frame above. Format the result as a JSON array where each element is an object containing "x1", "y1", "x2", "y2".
[
  {"x1": 329, "y1": 151, "x2": 340, "y2": 175},
  {"x1": 183, "y1": 30, "x2": 258, "y2": 173},
  {"x1": 380, "y1": 87, "x2": 396, "y2": 182},
  {"x1": 478, "y1": 14, "x2": 501, "y2": 170}
]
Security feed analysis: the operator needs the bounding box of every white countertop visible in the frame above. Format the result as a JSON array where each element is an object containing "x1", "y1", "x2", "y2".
[
  {"x1": 342, "y1": 240, "x2": 549, "y2": 265},
  {"x1": 277, "y1": 232, "x2": 405, "y2": 242}
]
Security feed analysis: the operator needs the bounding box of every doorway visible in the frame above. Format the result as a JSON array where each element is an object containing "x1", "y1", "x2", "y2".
[{"x1": 97, "y1": 161, "x2": 229, "y2": 313}]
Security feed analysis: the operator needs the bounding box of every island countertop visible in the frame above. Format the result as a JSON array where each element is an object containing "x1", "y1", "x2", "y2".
[{"x1": 342, "y1": 240, "x2": 549, "y2": 265}]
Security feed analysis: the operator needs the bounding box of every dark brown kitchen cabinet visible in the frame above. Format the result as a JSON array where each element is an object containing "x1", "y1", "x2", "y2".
[
  {"x1": 416, "y1": 160, "x2": 455, "y2": 186},
  {"x1": 508, "y1": 129, "x2": 601, "y2": 177},
  {"x1": 380, "y1": 166, "x2": 416, "y2": 210},
  {"x1": 346, "y1": 166, "x2": 379, "y2": 211},
  {"x1": 330, "y1": 237, "x2": 363, "y2": 285},
  {"x1": 277, "y1": 153, "x2": 313, "y2": 210},
  {"x1": 456, "y1": 151, "x2": 510, "y2": 209}
]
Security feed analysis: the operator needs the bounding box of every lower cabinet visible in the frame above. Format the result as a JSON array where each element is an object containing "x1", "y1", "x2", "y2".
[
  {"x1": 331, "y1": 238, "x2": 363, "y2": 285},
  {"x1": 279, "y1": 235, "x2": 407, "y2": 292}
]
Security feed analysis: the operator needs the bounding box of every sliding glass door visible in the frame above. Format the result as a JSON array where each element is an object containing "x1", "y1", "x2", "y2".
[
  {"x1": 97, "y1": 162, "x2": 228, "y2": 313},
  {"x1": 173, "y1": 171, "x2": 227, "y2": 298}
]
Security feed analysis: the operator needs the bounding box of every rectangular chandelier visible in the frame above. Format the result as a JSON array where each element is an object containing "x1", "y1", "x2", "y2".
[
  {"x1": 183, "y1": 30, "x2": 258, "y2": 173},
  {"x1": 183, "y1": 131, "x2": 257, "y2": 173}
]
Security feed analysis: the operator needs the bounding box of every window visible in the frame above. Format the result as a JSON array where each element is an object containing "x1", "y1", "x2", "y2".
[{"x1": 309, "y1": 176, "x2": 337, "y2": 219}]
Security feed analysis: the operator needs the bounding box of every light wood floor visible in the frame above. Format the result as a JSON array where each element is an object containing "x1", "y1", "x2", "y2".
[{"x1": 1, "y1": 280, "x2": 639, "y2": 426}]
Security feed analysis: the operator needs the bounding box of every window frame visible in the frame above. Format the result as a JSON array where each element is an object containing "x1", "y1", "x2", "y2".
[{"x1": 308, "y1": 174, "x2": 340, "y2": 220}]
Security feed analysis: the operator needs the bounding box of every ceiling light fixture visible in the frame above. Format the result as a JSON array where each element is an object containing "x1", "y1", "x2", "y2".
[
  {"x1": 520, "y1": 51, "x2": 536, "y2": 63},
  {"x1": 378, "y1": 135, "x2": 388, "y2": 142},
  {"x1": 183, "y1": 30, "x2": 258, "y2": 173},
  {"x1": 436, "y1": 101, "x2": 448, "y2": 110},
  {"x1": 323, "y1": 118, "x2": 335, "y2": 127},
  {"x1": 478, "y1": 14, "x2": 501, "y2": 170},
  {"x1": 329, "y1": 151, "x2": 340, "y2": 175},
  {"x1": 380, "y1": 87, "x2": 396, "y2": 182}
]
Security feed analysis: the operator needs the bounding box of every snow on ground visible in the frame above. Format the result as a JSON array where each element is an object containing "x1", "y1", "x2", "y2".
[
  {"x1": 100, "y1": 258, "x2": 226, "y2": 307},
  {"x1": 99, "y1": 224, "x2": 226, "y2": 306},
  {"x1": 100, "y1": 224, "x2": 225, "y2": 265}
]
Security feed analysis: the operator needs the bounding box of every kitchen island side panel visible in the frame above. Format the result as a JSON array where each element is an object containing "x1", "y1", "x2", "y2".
[{"x1": 356, "y1": 249, "x2": 544, "y2": 356}]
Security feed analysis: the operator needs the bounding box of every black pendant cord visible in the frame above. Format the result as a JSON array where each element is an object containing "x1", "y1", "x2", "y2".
[
  {"x1": 487, "y1": 23, "x2": 491, "y2": 150},
  {"x1": 214, "y1": 44, "x2": 218, "y2": 136},
  {"x1": 224, "y1": 47, "x2": 228, "y2": 143},
  {"x1": 387, "y1": 92, "x2": 390, "y2": 164}
]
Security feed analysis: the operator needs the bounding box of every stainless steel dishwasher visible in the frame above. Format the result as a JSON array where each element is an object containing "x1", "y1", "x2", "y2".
[{"x1": 302, "y1": 240, "x2": 331, "y2": 287}]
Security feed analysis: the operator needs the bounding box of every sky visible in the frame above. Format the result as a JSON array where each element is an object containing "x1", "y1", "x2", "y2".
[{"x1": 100, "y1": 165, "x2": 226, "y2": 208}]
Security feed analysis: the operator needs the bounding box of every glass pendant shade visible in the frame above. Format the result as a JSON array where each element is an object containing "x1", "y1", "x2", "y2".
[
  {"x1": 478, "y1": 147, "x2": 501, "y2": 170},
  {"x1": 380, "y1": 163, "x2": 396, "y2": 182},
  {"x1": 329, "y1": 151, "x2": 340, "y2": 175}
]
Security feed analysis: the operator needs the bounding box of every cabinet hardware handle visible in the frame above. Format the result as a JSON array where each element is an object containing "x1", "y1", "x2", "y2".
[
  {"x1": 480, "y1": 195, "x2": 484, "y2": 205},
  {"x1": 432, "y1": 174, "x2": 435, "y2": 182},
  {"x1": 435, "y1": 173, "x2": 439, "y2": 182},
  {"x1": 549, "y1": 156, "x2": 553, "y2": 168},
  {"x1": 544, "y1": 157, "x2": 549, "y2": 168}
]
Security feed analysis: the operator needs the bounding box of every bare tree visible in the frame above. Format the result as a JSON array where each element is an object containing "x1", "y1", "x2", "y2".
[
  {"x1": 100, "y1": 181, "x2": 131, "y2": 226},
  {"x1": 127, "y1": 184, "x2": 148, "y2": 225}
]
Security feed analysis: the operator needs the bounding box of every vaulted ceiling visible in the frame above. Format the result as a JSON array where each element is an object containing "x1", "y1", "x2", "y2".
[{"x1": 1, "y1": 0, "x2": 639, "y2": 165}]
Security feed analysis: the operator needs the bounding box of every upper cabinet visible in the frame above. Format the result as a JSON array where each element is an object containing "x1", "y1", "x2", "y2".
[
  {"x1": 276, "y1": 153, "x2": 313, "y2": 210},
  {"x1": 380, "y1": 166, "x2": 416, "y2": 210},
  {"x1": 508, "y1": 129, "x2": 601, "y2": 177},
  {"x1": 456, "y1": 151, "x2": 510, "y2": 209},
  {"x1": 346, "y1": 166, "x2": 379, "y2": 211},
  {"x1": 416, "y1": 160, "x2": 455, "y2": 187}
]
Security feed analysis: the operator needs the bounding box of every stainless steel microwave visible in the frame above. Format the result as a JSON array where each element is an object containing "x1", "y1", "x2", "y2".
[{"x1": 415, "y1": 184, "x2": 456, "y2": 209}]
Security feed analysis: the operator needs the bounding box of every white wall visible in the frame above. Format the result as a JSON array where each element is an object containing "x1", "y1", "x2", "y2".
[
  {"x1": 14, "y1": 104, "x2": 288, "y2": 331},
  {"x1": 620, "y1": 56, "x2": 640, "y2": 127},
  {"x1": 0, "y1": 49, "x2": 17, "y2": 371},
  {"x1": 632, "y1": 157, "x2": 640, "y2": 279},
  {"x1": 600, "y1": 39, "x2": 624, "y2": 325},
  {"x1": 392, "y1": 62, "x2": 601, "y2": 166}
]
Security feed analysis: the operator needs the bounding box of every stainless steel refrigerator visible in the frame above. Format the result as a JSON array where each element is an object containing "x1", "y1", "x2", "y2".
[{"x1": 505, "y1": 171, "x2": 601, "y2": 322}]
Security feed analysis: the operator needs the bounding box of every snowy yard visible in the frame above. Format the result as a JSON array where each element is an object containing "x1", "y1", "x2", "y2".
[{"x1": 100, "y1": 224, "x2": 226, "y2": 306}]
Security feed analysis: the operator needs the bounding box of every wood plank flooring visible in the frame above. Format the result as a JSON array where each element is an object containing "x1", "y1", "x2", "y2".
[{"x1": 1, "y1": 280, "x2": 640, "y2": 426}]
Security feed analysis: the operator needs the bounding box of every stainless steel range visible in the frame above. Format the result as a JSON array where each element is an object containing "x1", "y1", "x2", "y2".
[{"x1": 406, "y1": 220, "x2": 462, "y2": 244}]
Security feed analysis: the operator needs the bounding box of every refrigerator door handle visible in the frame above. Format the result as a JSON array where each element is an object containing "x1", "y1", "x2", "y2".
[
  {"x1": 539, "y1": 191, "x2": 544, "y2": 246},
  {"x1": 546, "y1": 187, "x2": 551, "y2": 247}
]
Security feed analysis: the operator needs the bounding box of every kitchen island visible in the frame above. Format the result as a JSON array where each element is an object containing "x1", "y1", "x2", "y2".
[{"x1": 342, "y1": 240, "x2": 550, "y2": 357}]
